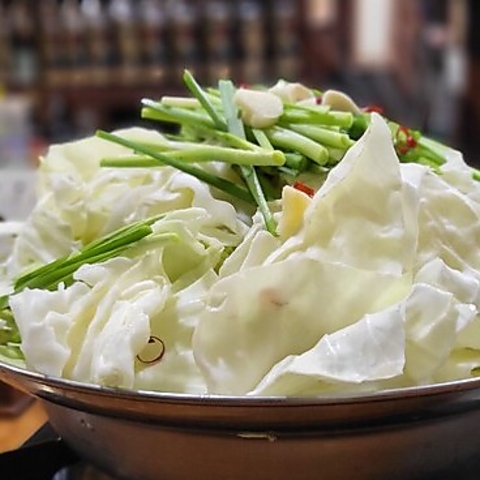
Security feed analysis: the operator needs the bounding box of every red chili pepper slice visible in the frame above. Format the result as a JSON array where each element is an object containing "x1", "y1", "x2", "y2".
[
  {"x1": 407, "y1": 135, "x2": 418, "y2": 149},
  {"x1": 395, "y1": 125, "x2": 417, "y2": 156},
  {"x1": 293, "y1": 181, "x2": 315, "y2": 197},
  {"x1": 364, "y1": 105, "x2": 384, "y2": 114}
]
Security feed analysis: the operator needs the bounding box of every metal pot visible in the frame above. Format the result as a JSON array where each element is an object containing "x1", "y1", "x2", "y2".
[{"x1": 2, "y1": 360, "x2": 480, "y2": 480}]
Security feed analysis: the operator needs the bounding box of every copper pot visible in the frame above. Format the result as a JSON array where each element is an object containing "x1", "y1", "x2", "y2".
[{"x1": 1, "y1": 360, "x2": 480, "y2": 480}]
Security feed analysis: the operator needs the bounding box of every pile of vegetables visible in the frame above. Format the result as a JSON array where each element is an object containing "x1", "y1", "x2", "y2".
[
  {"x1": 98, "y1": 70, "x2": 471, "y2": 236},
  {"x1": 2, "y1": 71, "x2": 480, "y2": 396}
]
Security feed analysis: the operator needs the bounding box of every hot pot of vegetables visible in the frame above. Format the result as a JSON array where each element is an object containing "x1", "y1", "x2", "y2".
[{"x1": 2, "y1": 72, "x2": 480, "y2": 479}]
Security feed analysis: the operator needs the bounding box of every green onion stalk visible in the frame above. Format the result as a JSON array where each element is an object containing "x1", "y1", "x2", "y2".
[
  {"x1": 0, "y1": 215, "x2": 178, "y2": 359},
  {"x1": 100, "y1": 69, "x2": 467, "y2": 236}
]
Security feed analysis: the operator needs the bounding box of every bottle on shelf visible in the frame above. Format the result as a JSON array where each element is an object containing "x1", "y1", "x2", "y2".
[
  {"x1": 61, "y1": 0, "x2": 88, "y2": 85},
  {"x1": 38, "y1": 0, "x2": 65, "y2": 87},
  {"x1": 0, "y1": 1, "x2": 12, "y2": 86},
  {"x1": 204, "y1": 0, "x2": 234, "y2": 84},
  {"x1": 237, "y1": 0, "x2": 266, "y2": 84},
  {"x1": 81, "y1": 0, "x2": 114, "y2": 86},
  {"x1": 272, "y1": 0, "x2": 302, "y2": 80},
  {"x1": 6, "y1": 0, "x2": 38, "y2": 88},
  {"x1": 167, "y1": 0, "x2": 201, "y2": 82},
  {"x1": 137, "y1": 0, "x2": 168, "y2": 85},
  {"x1": 108, "y1": 0, "x2": 141, "y2": 85}
]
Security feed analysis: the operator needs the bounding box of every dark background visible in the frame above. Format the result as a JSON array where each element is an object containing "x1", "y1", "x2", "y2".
[{"x1": 0, "y1": 0, "x2": 478, "y2": 167}]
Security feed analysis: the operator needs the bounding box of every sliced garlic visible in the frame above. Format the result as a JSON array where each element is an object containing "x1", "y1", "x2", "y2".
[
  {"x1": 277, "y1": 185, "x2": 312, "y2": 240},
  {"x1": 321, "y1": 89, "x2": 361, "y2": 114},
  {"x1": 233, "y1": 88, "x2": 284, "y2": 129},
  {"x1": 269, "y1": 79, "x2": 315, "y2": 104}
]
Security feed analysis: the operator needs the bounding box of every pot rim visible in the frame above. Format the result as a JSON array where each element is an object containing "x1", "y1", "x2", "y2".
[
  {"x1": 3, "y1": 359, "x2": 480, "y2": 431},
  {"x1": 2, "y1": 358, "x2": 480, "y2": 405}
]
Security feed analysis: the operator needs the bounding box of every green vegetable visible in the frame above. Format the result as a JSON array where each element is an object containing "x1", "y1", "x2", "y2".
[
  {"x1": 1, "y1": 71, "x2": 476, "y2": 366},
  {"x1": 218, "y1": 79, "x2": 277, "y2": 236},
  {"x1": 97, "y1": 130, "x2": 254, "y2": 204},
  {"x1": 0, "y1": 215, "x2": 179, "y2": 358},
  {"x1": 264, "y1": 126, "x2": 330, "y2": 165},
  {"x1": 183, "y1": 69, "x2": 226, "y2": 131},
  {"x1": 101, "y1": 70, "x2": 463, "y2": 235}
]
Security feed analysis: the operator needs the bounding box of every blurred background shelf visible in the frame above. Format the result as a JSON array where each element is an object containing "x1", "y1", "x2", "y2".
[
  {"x1": 0, "y1": 0, "x2": 308, "y2": 148},
  {"x1": 0, "y1": 0, "x2": 479, "y2": 167}
]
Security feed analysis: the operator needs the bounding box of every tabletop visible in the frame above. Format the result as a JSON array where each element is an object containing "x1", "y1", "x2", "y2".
[{"x1": 0, "y1": 397, "x2": 47, "y2": 453}]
